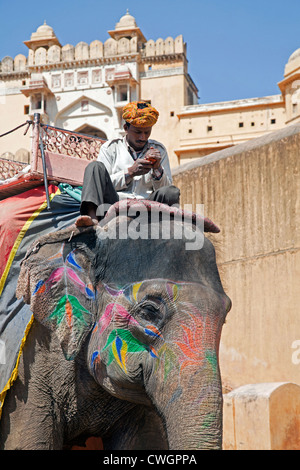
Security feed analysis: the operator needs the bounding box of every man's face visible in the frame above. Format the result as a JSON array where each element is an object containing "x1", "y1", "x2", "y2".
[{"x1": 124, "y1": 124, "x2": 152, "y2": 151}]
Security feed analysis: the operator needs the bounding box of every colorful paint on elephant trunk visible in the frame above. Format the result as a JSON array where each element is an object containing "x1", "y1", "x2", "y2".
[
  {"x1": 89, "y1": 279, "x2": 225, "y2": 405},
  {"x1": 154, "y1": 306, "x2": 222, "y2": 383},
  {"x1": 90, "y1": 286, "x2": 164, "y2": 377},
  {"x1": 102, "y1": 329, "x2": 157, "y2": 373}
]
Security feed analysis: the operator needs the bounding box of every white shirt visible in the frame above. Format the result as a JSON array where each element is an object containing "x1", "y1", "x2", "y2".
[{"x1": 97, "y1": 136, "x2": 172, "y2": 200}]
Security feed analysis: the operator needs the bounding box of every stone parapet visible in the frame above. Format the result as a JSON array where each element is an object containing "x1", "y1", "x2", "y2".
[
  {"x1": 172, "y1": 123, "x2": 300, "y2": 388},
  {"x1": 223, "y1": 382, "x2": 300, "y2": 450}
]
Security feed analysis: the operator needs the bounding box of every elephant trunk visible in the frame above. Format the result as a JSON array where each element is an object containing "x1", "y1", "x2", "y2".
[
  {"x1": 146, "y1": 310, "x2": 225, "y2": 450},
  {"x1": 162, "y1": 376, "x2": 223, "y2": 450}
]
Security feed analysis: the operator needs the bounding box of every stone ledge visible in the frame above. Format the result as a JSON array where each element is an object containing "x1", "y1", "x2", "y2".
[{"x1": 223, "y1": 382, "x2": 300, "y2": 450}]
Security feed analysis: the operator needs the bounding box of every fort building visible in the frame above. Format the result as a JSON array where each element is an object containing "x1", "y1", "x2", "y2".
[
  {"x1": 0, "y1": 12, "x2": 300, "y2": 168},
  {"x1": 0, "y1": 12, "x2": 198, "y2": 168},
  {"x1": 176, "y1": 47, "x2": 300, "y2": 164}
]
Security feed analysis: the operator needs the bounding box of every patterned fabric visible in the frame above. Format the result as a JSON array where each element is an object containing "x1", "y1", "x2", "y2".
[
  {"x1": 0, "y1": 185, "x2": 80, "y2": 417},
  {"x1": 122, "y1": 101, "x2": 159, "y2": 128}
]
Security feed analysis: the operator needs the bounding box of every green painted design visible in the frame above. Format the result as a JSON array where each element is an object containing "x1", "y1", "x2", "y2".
[
  {"x1": 155, "y1": 344, "x2": 179, "y2": 381},
  {"x1": 49, "y1": 294, "x2": 90, "y2": 328},
  {"x1": 205, "y1": 350, "x2": 218, "y2": 374},
  {"x1": 102, "y1": 329, "x2": 149, "y2": 368},
  {"x1": 200, "y1": 412, "x2": 217, "y2": 429}
]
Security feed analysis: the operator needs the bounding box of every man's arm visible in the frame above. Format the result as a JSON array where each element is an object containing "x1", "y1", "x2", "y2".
[{"x1": 98, "y1": 143, "x2": 128, "y2": 191}]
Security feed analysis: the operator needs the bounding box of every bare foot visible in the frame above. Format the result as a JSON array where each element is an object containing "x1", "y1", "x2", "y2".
[{"x1": 75, "y1": 215, "x2": 98, "y2": 227}]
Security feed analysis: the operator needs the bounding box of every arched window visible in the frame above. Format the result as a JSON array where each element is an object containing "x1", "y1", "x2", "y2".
[{"x1": 75, "y1": 125, "x2": 107, "y2": 140}]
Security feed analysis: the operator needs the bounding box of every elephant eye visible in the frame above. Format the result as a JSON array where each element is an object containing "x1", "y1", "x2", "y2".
[{"x1": 138, "y1": 297, "x2": 165, "y2": 323}]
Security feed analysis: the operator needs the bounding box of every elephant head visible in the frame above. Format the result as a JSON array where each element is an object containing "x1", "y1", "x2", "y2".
[{"x1": 16, "y1": 201, "x2": 231, "y2": 450}]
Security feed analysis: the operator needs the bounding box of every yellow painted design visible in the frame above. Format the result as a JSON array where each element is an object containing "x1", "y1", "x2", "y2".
[
  {"x1": 173, "y1": 283, "x2": 178, "y2": 301},
  {"x1": 132, "y1": 282, "x2": 142, "y2": 301},
  {"x1": 112, "y1": 337, "x2": 128, "y2": 373}
]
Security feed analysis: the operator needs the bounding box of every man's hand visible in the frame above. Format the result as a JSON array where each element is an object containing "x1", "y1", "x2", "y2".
[
  {"x1": 144, "y1": 147, "x2": 162, "y2": 169},
  {"x1": 127, "y1": 147, "x2": 162, "y2": 178},
  {"x1": 127, "y1": 158, "x2": 154, "y2": 177}
]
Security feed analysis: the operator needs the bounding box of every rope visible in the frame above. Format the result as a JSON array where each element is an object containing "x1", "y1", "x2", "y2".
[{"x1": 0, "y1": 120, "x2": 32, "y2": 138}]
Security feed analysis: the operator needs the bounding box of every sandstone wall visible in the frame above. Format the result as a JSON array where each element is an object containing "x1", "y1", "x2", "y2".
[{"x1": 172, "y1": 123, "x2": 300, "y2": 390}]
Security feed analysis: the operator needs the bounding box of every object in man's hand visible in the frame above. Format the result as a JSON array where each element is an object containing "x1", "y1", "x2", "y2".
[
  {"x1": 145, "y1": 146, "x2": 161, "y2": 165},
  {"x1": 145, "y1": 155, "x2": 158, "y2": 165}
]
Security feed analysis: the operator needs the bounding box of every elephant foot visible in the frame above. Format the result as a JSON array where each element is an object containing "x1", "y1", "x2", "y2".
[{"x1": 75, "y1": 215, "x2": 98, "y2": 227}]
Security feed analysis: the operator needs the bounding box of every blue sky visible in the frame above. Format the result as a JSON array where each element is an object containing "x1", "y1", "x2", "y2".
[{"x1": 0, "y1": 0, "x2": 299, "y2": 103}]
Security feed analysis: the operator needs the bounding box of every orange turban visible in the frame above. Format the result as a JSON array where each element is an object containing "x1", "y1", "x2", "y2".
[{"x1": 122, "y1": 101, "x2": 159, "y2": 128}]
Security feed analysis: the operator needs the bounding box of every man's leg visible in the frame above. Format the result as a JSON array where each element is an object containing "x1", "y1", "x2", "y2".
[
  {"x1": 148, "y1": 185, "x2": 180, "y2": 206},
  {"x1": 76, "y1": 161, "x2": 119, "y2": 226}
]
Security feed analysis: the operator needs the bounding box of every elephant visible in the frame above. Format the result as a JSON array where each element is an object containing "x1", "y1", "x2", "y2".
[{"x1": 0, "y1": 200, "x2": 231, "y2": 450}]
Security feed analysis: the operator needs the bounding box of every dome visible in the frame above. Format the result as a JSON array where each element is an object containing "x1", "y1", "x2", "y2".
[
  {"x1": 36, "y1": 21, "x2": 54, "y2": 35},
  {"x1": 29, "y1": 20, "x2": 58, "y2": 41},
  {"x1": 288, "y1": 48, "x2": 300, "y2": 63},
  {"x1": 108, "y1": 10, "x2": 146, "y2": 43},
  {"x1": 24, "y1": 20, "x2": 61, "y2": 49},
  {"x1": 115, "y1": 10, "x2": 137, "y2": 30}
]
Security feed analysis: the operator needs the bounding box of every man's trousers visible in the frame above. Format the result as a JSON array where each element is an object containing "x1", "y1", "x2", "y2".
[{"x1": 80, "y1": 161, "x2": 180, "y2": 218}]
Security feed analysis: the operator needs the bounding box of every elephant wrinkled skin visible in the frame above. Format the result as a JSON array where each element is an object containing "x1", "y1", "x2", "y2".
[{"x1": 0, "y1": 211, "x2": 231, "y2": 450}]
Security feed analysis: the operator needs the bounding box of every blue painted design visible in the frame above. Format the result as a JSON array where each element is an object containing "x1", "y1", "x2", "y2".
[
  {"x1": 66, "y1": 251, "x2": 82, "y2": 270},
  {"x1": 33, "y1": 280, "x2": 45, "y2": 295},
  {"x1": 115, "y1": 336, "x2": 123, "y2": 362},
  {"x1": 149, "y1": 345, "x2": 158, "y2": 358},
  {"x1": 91, "y1": 350, "x2": 100, "y2": 368},
  {"x1": 85, "y1": 286, "x2": 95, "y2": 299}
]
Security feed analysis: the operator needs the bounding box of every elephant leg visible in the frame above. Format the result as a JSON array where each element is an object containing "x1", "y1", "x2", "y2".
[
  {"x1": 102, "y1": 406, "x2": 168, "y2": 450},
  {"x1": 0, "y1": 386, "x2": 64, "y2": 450},
  {"x1": 0, "y1": 323, "x2": 65, "y2": 450}
]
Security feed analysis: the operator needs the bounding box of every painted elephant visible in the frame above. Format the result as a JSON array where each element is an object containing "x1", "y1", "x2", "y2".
[{"x1": 0, "y1": 201, "x2": 231, "y2": 450}]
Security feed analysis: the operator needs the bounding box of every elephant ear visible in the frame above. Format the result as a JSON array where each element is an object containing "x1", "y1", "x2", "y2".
[{"x1": 17, "y1": 226, "x2": 98, "y2": 360}]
